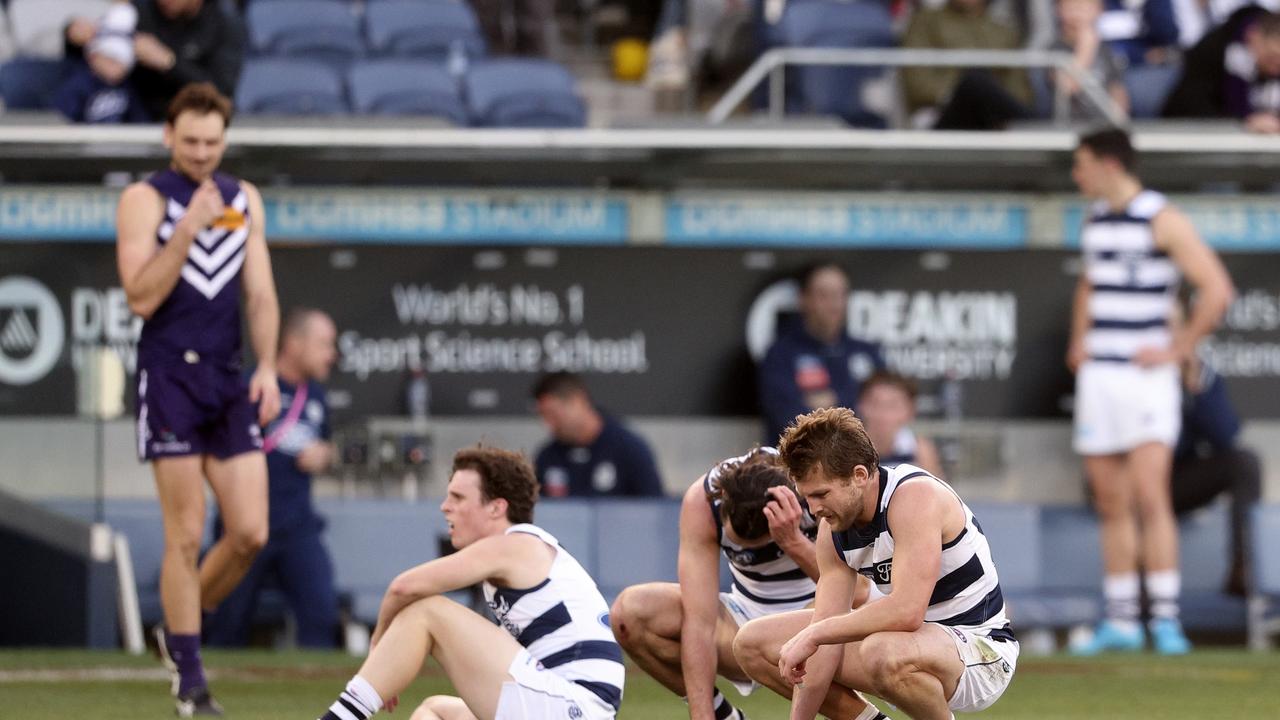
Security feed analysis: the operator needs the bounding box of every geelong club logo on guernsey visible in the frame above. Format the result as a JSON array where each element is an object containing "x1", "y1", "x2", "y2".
[{"x1": 0, "y1": 276, "x2": 64, "y2": 385}]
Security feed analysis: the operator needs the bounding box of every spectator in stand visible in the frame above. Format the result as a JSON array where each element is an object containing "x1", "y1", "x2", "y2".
[
  {"x1": 1097, "y1": 0, "x2": 1181, "y2": 65},
  {"x1": 531, "y1": 372, "x2": 665, "y2": 498},
  {"x1": 902, "y1": 0, "x2": 1032, "y2": 128},
  {"x1": 125, "y1": 0, "x2": 244, "y2": 121},
  {"x1": 5, "y1": 0, "x2": 112, "y2": 59},
  {"x1": 1174, "y1": 0, "x2": 1280, "y2": 47},
  {"x1": 1162, "y1": 6, "x2": 1280, "y2": 132},
  {"x1": 934, "y1": 0, "x2": 1129, "y2": 128},
  {"x1": 54, "y1": 2, "x2": 151, "y2": 123}
]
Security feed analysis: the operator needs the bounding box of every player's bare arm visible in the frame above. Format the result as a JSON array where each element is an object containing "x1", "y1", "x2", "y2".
[
  {"x1": 678, "y1": 479, "x2": 728, "y2": 720},
  {"x1": 117, "y1": 180, "x2": 221, "y2": 319},
  {"x1": 1066, "y1": 274, "x2": 1091, "y2": 373},
  {"x1": 240, "y1": 180, "x2": 282, "y2": 425},
  {"x1": 371, "y1": 533, "x2": 552, "y2": 647},
  {"x1": 765, "y1": 485, "x2": 819, "y2": 580},
  {"x1": 783, "y1": 522, "x2": 857, "y2": 720},
  {"x1": 1148, "y1": 206, "x2": 1235, "y2": 365}
]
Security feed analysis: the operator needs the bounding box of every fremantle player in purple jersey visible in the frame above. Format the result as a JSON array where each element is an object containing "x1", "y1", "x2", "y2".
[{"x1": 116, "y1": 83, "x2": 280, "y2": 717}]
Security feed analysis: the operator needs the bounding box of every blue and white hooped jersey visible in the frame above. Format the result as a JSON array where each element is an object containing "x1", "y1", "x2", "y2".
[
  {"x1": 138, "y1": 169, "x2": 250, "y2": 368},
  {"x1": 832, "y1": 464, "x2": 1014, "y2": 642},
  {"x1": 704, "y1": 447, "x2": 819, "y2": 607},
  {"x1": 1081, "y1": 190, "x2": 1178, "y2": 364},
  {"x1": 482, "y1": 524, "x2": 624, "y2": 712}
]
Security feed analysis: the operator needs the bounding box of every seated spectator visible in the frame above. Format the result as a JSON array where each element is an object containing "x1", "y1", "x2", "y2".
[
  {"x1": 935, "y1": 0, "x2": 1129, "y2": 128},
  {"x1": 757, "y1": 262, "x2": 884, "y2": 445},
  {"x1": 1171, "y1": 354, "x2": 1261, "y2": 597},
  {"x1": 1162, "y1": 6, "x2": 1280, "y2": 132},
  {"x1": 531, "y1": 371, "x2": 664, "y2": 498},
  {"x1": 129, "y1": 0, "x2": 244, "y2": 121},
  {"x1": 1097, "y1": 0, "x2": 1180, "y2": 65},
  {"x1": 7, "y1": 0, "x2": 113, "y2": 59},
  {"x1": 1174, "y1": 0, "x2": 1280, "y2": 47},
  {"x1": 901, "y1": 0, "x2": 1032, "y2": 127},
  {"x1": 856, "y1": 370, "x2": 944, "y2": 477},
  {"x1": 54, "y1": 3, "x2": 150, "y2": 123}
]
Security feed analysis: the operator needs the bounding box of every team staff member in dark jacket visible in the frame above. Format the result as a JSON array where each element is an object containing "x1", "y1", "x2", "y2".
[
  {"x1": 532, "y1": 372, "x2": 664, "y2": 498},
  {"x1": 130, "y1": 0, "x2": 244, "y2": 121},
  {"x1": 1163, "y1": 6, "x2": 1280, "y2": 133},
  {"x1": 757, "y1": 262, "x2": 884, "y2": 445},
  {"x1": 1171, "y1": 355, "x2": 1261, "y2": 596}
]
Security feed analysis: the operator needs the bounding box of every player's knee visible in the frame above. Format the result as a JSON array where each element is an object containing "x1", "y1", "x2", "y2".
[
  {"x1": 860, "y1": 634, "x2": 909, "y2": 694},
  {"x1": 731, "y1": 618, "x2": 771, "y2": 672},
  {"x1": 228, "y1": 524, "x2": 267, "y2": 558},
  {"x1": 166, "y1": 532, "x2": 202, "y2": 564},
  {"x1": 610, "y1": 586, "x2": 647, "y2": 641}
]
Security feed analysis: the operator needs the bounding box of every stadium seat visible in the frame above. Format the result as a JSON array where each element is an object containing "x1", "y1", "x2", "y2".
[
  {"x1": 1124, "y1": 62, "x2": 1181, "y2": 119},
  {"x1": 246, "y1": 0, "x2": 363, "y2": 67},
  {"x1": 0, "y1": 58, "x2": 66, "y2": 110},
  {"x1": 1248, "y1": 504, "x2": 1280, "y2": 650},
  {"x1": 347, "y1": 60, "x2": 467, "y2": 123},
  {"x1": 364, "y1": 0, "x2": 485, "y2": 61},
  {"x1": 591, "y1": 499, "x2": 681, "y2": 603},
  {"x1": 1021, "y1": 505, "x2": 1103, "y2": 628},
  {"x1": 236, "y1": 58, "x2": 347, "y2": 115},
  {"x1": 775, "y1": 0, "x2": 896, "y2": 127},
  {"x1": 966, "y1": 503, "x2": 1044, "y2": 624},
  {"x1": 533, "y1": 499, "x2": 598, "y2": 576},
  {"x1": 464, "y1": 59, "x2": 587, "y2": 128}
]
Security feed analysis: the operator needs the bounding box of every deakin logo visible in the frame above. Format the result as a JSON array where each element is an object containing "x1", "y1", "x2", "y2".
[{"x1": 0, "y1": 276, "x2": 64, "y2": 385}]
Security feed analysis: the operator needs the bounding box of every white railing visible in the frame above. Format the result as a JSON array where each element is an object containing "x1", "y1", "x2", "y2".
[{"x1": 707, "y1": 48, "x2": 1127, "y2": 127}]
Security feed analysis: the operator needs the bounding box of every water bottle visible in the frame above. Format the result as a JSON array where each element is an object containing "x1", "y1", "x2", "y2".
[
  {"x1": 406, "y1": 369, "x2": 430, "y2": 421},
  {"x1": 447, "y1": 39, "x2": 468, "y2": 80}
]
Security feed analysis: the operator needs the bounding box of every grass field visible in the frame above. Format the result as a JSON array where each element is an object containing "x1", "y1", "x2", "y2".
[{"x1": 2, "y1": 648, "x2": 1279, "y2": 719}]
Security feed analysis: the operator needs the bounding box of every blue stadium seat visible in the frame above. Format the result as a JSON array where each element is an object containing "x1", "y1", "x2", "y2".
[
  {"x1": 236, "y1": 58, "x2": 347, "y2": 115},
  {"x1": 0, "y1": 58, "x2": 66, "y2": 110},
  {"x1": 347, "y1": 60, "x2": 467, "y2": 122},
  {"x1": 1124, "y1": 62, "x2": 1181, "y2": 119},
  {"x1": 534, "y1": 499, "x2": 598, "y2": 576},
  {"x1": 365, "y1": 0, "x2": 485, "y2": 60},
  {"x1": 464, "y1": 59, "x2": 586, "y2": 128},
  {"x1": 591, "y1": 498, "x2": 681, "y2": 602},
  {"x1": 1022, "y1": 505, "x2": 1102, "y2": 628},
  {"x1": 1248, "y1": 504, "x2": 1280, "y2": 649},
  {"x1": 776, "y1": 0, "x2": 896, "y2": 127},
  {"x1": 246, "y1": 0, "x2": 363, "y2": 67}
]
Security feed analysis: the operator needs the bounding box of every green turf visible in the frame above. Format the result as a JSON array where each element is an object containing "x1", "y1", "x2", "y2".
[{"x1": 1, "y1": 649, "x2": 1278, "y2": 718}]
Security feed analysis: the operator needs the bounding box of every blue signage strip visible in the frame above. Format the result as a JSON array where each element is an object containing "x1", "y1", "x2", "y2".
[
  {"x1": 1064, "y1": 202, "x2": 1280, "y2": 250},
  {"x1": 664, "y1": 196, "x2": 1029, "y2": 248},
  {"x1": 0, "y1": 189, "x2": 630, "y2": 245}
]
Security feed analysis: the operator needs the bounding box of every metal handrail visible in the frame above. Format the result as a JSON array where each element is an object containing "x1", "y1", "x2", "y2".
[{"x1": 706, "y1": 48, "x2": 1128, "y2": 127}]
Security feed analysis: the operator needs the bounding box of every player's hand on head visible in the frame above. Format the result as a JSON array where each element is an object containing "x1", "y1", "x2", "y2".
[
  {"x1": 249, "y1": 366, "x2": 280, "y2": 427},
  {"x1": 765, "y1": 485, "x2": 806, "y2": 548}
]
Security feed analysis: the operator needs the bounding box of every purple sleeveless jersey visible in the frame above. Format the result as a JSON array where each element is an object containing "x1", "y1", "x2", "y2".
[{"x1": 134, "y1": 168, "x2": 263, "y2": 461}]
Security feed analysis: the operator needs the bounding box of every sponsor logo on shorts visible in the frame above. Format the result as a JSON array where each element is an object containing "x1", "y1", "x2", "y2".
[
  {"x1": 152, "y1": 440, "x2": 193, "y2": 454},
  {"x1": 567, "y1": 703, "x2": 583, "y2": 719}
]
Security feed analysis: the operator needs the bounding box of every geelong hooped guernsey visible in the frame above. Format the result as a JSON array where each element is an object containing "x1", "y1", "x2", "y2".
[
  {"x1": 1081, "y1": 190, "x2": 1178, "y2": 364},
  {"x1": 704, "y1": 447, "x2": 819, "y2": 606},
  {"x1": 138, "y1": 169, "x2": 250, "y2": 368},
  {"x1": 482, "y1": 524, "x2": 625, "y2": 712},
  {"x1": 832, "y1": 464, "x2": 1014, "y2": 642}
]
